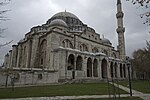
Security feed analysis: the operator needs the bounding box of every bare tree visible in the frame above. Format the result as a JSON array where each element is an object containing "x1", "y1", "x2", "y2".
[
  {"x1": 126, "y1": 0, "x2": 150, "y2": 32},
  {"x1": 0, "y1": 0, "x2": 12, "y2": 48},
  {"x1": 132, "y1": 41, "x2": 150, "y2": 80}
]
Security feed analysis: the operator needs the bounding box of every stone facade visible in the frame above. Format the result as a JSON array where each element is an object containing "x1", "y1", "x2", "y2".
[{"x1": 2, "y1": 0, "x2": 131, "y2": 85}]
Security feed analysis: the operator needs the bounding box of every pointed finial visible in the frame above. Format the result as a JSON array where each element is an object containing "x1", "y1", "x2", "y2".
[{"x1": 117, "y1": 0, "x2": 121, "y2": 5}]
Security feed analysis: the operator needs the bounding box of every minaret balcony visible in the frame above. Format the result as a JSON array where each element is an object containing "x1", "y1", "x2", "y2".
[
  {"x1": 116, "y1": 12, "x2": 124, "y2": 18},
  {"x1": 116, "y1": 27, "x2": 125, "y2": 33}
]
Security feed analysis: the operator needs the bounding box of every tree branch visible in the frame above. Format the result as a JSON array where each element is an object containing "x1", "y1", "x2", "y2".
[{"x1": 0, "y1": 40, "x2": 13, "y2": 48}]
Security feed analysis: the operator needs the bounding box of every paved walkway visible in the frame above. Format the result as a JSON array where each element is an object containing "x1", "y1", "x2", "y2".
[
  {"x1": 110, "y1": 82, "x2": 150, "y2": 100},
  {"x1": 1, "y1": 94, "x2": 130, "y2": 100}
]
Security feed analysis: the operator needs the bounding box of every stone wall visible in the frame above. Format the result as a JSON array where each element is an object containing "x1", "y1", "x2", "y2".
[{"x1": 0, "y1": 71, "x2": 58, "y2": 86}]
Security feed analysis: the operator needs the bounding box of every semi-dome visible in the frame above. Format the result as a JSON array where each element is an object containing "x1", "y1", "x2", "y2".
[
  {"x1": 50, "y1": 19, "x2": 68, "y2": 27},
  {"x1": 52, "y1": 11, "x2": 79, "y2": 19},
  {"x1": 102, "y1": 38, "x2": 111, "y2": 44}
]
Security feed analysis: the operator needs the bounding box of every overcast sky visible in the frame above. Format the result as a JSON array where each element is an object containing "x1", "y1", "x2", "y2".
[{"x1": 0, "y1": 0, "x2": 149, "y2": 64}]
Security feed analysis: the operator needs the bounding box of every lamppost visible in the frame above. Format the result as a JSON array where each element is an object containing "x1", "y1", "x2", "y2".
[{"x1": 127, "y1": 63, "x2": 132, "y2": 96}]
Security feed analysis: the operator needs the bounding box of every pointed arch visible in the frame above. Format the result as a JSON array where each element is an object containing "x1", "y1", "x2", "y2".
[
  {"x1": 80, "y1": 44, "x2": 88, "y2": 52},
  {"x1": 62, "y1": 41, "x2": 65, "y2": 48},
  {"x1": 92, "y1": 47, "x2": 99, "y2": 53},
  {"x1": 93, "y1": 59, "x2": 98, "y2": 77},
  {"x1": 123, "y1": 64, "x2": 126, "y2": 78},
  {"x1": 76, "y1": 55, "x2": 83, "y2": 70},
  {"x1": 103, "y1": 50, "x2": 108, "y2": 55},
  {"x1": 120, "y1": 64, "x2": 123, "y2": 78},
  {"x1": 67, "y1": 54, "x2": 74, "y2": 70},
  {"x1": 62, "y1": 39, "x2": 73, "y2": 48},
  {"x1": 39, "y1": 39, "x2": 47, "y2": 68},
  {"x1": 87, "y1": 57, "x2": 92, "y2": 77},
  {"x1": 112, "y1": 52, "x2": 117, "y2": 58},
  {"x1": 101, "y1": 59, "x2": 107, "y2": 78},
  {"x1": 114, "y1": 62, "x2": 118, "y2": 78}
]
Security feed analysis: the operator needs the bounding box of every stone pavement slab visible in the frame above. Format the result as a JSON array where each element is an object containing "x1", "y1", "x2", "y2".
[
  {"x1": 0, "y1": 94, "x2": 131, "y2": 100},
  {"x1": 110, "y1": 82, "x2": 150, "y2": 100}
]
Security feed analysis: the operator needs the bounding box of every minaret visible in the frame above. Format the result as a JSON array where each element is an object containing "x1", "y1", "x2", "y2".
[{"x1": 116, "y1": 0, "x2": 126, "y2": 60}]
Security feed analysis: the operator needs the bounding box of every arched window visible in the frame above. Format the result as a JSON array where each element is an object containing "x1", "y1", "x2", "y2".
[
  {"x1": 79, "y1": 45, "x2": 82, "y2": 51},
  {"x1": 113, "y1": 52, "x2": 117, "y2": 58},
  {"x1": 103, "y1": 50, "x2": 108, "y2": 55},
  {"x1": 92, "y1": 47, "x2": 99, "y2": 53},
  {"x1": 80, "y1": 44, "x2": 88, "y2": 52},
  {"x1": 62, "y1": 41, "x2": 65, "y2": 48},
  {"x1": 76, "y1": 56, "x2": 83, "y2": 70},
  {"x1": 62, "y1": 39, "x2": 73, "y2": 48},
  {"x1": 39, "y1": 39, "x2": 47, "y2": 68}
]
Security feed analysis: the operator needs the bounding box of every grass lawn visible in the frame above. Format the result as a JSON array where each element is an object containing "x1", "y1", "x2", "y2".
[
  {"x1": 119, "y1": 80, "x2": 150, "y2": 93},
  {"x1": 70, "y1": 97, "x2": 142, "y2": 100},
  {"x1": 0, "y1": 83, "x2": 127, "y2": 99}
]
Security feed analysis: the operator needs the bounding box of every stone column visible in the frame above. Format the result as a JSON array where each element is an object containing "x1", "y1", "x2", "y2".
[
  {"x1": 11, "y1": 45, "x2": 18, "y2": 68},
  {"x1": 26, "y1": 39, "x2": 32, "y2": 68},
  {"x1": 91, "y1": 59, "x2": 94, "y2": 78},
  {"x1": 8, "y1": 50, "x2": 12, "y2": 68},
  {"x1": 16, "y1": 43, "x2": 22, "y2": 68},
  {"x1": 30, "y1": 35, "x2": 39, "y2": 68},
  {"x1": 98, "y1": 60, "x2": 102, "y2": 79},
  {"x1": 84, "y1": 58, "x2": 87, "y2": 78},
  {"x1": 122, "y1": 64, "x2": 125, "y2": 78},
  {"x1": 125, "y1": 64, "x2": 128, "y2": 78},
  {"x1": 117, "y1": 63, "x2": 121, "y2": 78},
  {"x1": 74, "y1": 55, "x2": 76, "y2": 79},
  {"x1": 4, "y1": 53, "x2": 9, "y2": 68},
  {"x1": 107, "y1": 61, "x2": 111, "y2": 79}
]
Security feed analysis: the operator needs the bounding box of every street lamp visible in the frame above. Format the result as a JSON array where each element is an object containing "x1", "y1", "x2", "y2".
[{"x1": 127, "y1": 63, "x2": 132, "y2": 96}]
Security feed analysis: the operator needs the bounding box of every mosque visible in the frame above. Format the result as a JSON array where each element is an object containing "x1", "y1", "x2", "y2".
[{"x1": 2, "y1": 0, "x2": 130, "y2": 85}]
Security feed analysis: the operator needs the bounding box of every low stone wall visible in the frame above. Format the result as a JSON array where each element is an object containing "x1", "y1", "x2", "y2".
[{"x1": 0, "y1": 70, "x2": 58, "y2": 86}]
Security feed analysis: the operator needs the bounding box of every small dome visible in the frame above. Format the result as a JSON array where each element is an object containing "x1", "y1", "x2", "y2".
[
  {"x1": 102, "y1": 38, "x2": 111, "y2": 44},
  {"x1": 50, "y1": 19, "x2": 68, "y2": 27},
  {"x1": 52, "y1": 11, "x2": 78, "y2": 19}
]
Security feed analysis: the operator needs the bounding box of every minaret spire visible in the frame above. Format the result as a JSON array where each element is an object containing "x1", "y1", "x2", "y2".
[{"x1": 116, "y1": 0, "x2": 126, "y2": 60}]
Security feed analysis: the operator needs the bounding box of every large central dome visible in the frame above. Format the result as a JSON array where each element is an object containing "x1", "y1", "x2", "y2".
[
  {"x1": 46, "y1": 11, "x2": 95, "y2": 33},
  {"x1": 52, "y1": 11, "x2": 79, "y2": 19}
]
